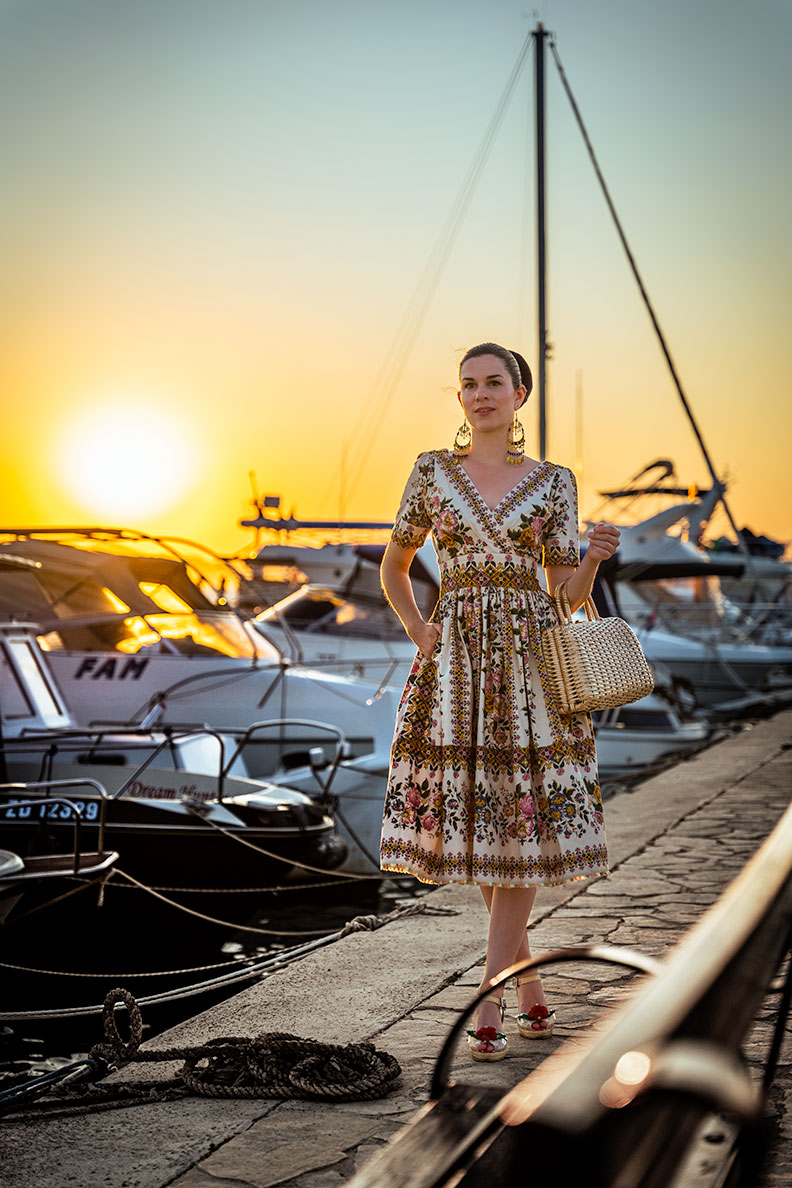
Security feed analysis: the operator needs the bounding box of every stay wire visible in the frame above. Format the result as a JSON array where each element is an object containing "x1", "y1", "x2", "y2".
[
  {"x1": 321, "y1": 32, "x2": 535, "y2": 514},
  {"x1": 347, "y1": 33, "x2": 534, "y2": 500},
  {"x1": 549, "y1": 37, "x2": 751, "y2": 565}
]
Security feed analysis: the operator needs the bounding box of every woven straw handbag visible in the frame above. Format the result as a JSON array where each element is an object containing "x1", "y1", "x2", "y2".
[{"x1": 541, "y1": 580, "x2": 655, "y2": 715}]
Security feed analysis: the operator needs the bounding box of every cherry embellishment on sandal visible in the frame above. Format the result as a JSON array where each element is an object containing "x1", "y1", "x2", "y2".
[
  {"x1": 516, "y1": 1003, "x2": 556, "y2": 1038},
  {"x1": 466, "y1": 993, "x2": 509, "y2": 1061},
  {"x1": 515, "y1": 971, "x2": 556, "y2": 1039},
  {"x1": 466, "y1": 1024, "x2": 508, "y2": 1061}
]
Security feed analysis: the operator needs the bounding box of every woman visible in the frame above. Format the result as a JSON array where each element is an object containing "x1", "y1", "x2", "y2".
[{"x1": 379, "y1": 342, "x2": 620, "y2": 1061}]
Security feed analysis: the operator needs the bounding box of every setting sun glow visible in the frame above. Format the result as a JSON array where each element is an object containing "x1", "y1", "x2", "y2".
[
  {"x1": 2, "y1": 4, "x2": 790, "y2": 550},
  {"x1": 54, "y1": 400, "x2": 199, "y2": 521}
]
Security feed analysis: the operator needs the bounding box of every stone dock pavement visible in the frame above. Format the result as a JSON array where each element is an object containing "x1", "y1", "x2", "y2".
[{"x1": 1, "y1": 709, "x2": 791, "y2": 1188}]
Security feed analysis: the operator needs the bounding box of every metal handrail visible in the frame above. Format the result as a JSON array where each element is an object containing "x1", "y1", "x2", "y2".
[
  {"x1": 219, "y1": 718, "x2": 347, "y2": 780},
  {"x1": 349, "y1": 799, "x2": 792, "y2": 1188},
  {"x1": 0, "y1": 777, "x2": 113, "y2": 856},
  {"x1": 498, "y1": 803, "x2": 792, "y2": 1183},
  {"x1": 430, "y1": 945, "x2": 664, "y2": 1101},
  {"x1": 4, "y1": 720, "x2": 352, "y2": 804},
  {"x1": 109, "y1": 729, "x2": 228, "y2": 802}
]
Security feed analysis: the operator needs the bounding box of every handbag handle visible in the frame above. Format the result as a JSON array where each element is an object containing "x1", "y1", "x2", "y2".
[{"x1": 553, "y1": 579, "x2": 601, "y2": 625}]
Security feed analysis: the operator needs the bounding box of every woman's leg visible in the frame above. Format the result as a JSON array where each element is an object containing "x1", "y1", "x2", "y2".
[
  {"x1": 478, "y1": 885, "x2": 535, "y2": 966},
  {"x1": 476, "y1": 886, "x2": 535, "y2": 1029},
  {"x1": 476, "y1": 886, "x2": 548, "y2": 1030}
]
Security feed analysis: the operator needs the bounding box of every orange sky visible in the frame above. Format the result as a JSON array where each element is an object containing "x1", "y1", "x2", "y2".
[{"x1": 1, "y1": 0, "x2": 790, "y2": 556}]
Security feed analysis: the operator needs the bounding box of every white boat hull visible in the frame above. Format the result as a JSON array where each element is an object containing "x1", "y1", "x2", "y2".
[
  {"x1": 638, "y1": 629, "x2": 792, "y2": 707},
  {"x1": 43, "y1": 650, "x2": 399, "y2": 773}
]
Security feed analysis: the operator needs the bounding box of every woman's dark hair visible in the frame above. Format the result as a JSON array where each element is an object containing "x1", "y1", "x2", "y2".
[{"x1": 459, "y1": 342, "x2": 533, "y2": 405}]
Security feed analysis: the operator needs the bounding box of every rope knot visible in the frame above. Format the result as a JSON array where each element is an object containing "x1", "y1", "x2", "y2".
[
  {"x1": 339, "y1": 914, "x2": 380, "y2": 937},
  {"x1": 90, "y1": 988, "x2": 143, "y2": 1067}
]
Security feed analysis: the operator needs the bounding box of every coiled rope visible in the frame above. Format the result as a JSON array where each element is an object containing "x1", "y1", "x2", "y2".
[{"x1": 1, "y1": 989, "x2": 402, "y2": 1119}]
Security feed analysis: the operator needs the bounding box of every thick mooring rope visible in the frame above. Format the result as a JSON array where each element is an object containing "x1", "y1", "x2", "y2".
[{"x1": 1, "y1": 989, "x2": 402, "y2": 1120}]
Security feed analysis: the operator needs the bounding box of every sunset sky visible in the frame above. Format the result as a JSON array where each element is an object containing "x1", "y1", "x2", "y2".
[{"x1": 1, "y1": 0, "x2": 790, "y2": 556}]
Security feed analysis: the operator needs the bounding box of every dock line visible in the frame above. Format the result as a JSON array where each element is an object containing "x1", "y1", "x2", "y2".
[
  {"x1": 0, "y1": 899, "x2": 458, "y2": 1022},
  {"x1": 184, "y1": 802, "x2": 388, "y2": 881}
]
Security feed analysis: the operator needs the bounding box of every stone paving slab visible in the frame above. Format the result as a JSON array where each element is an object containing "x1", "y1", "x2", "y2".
[{"x1": 1, "y1": 710, "x2": 790, "y2": 1188}]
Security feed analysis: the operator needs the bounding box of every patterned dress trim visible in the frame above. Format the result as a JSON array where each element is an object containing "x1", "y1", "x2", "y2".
[
  {"x1": 441, "y1": 561, "x2": 541, "y2": 594},
  {"x1": 390, "y1": 736, "x2": 597, "y2": 775},
  {"x1": 380, "y1": 839, "x2": 609, "y2": 888}
]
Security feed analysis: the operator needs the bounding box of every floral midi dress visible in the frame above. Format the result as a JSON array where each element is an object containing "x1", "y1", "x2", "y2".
[{"x1": 380, "y1": 449, "x2": 608, "y2": 888}]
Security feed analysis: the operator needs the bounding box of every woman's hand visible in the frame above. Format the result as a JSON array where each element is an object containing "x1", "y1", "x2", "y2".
[
  {"x1": 586, "y1": 521, "x2": 620, "y2": 564},
  {"x1": 409, "y1": 620, "x2": 441, "y2": 659},
  {"x1": 547, "y1": 522, "x2": 620, "y2": 613}
]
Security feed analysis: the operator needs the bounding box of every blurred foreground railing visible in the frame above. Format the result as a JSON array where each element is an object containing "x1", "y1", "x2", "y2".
[{"x1": 348, "y1": 800, "x2": 792, "y2": 1188}]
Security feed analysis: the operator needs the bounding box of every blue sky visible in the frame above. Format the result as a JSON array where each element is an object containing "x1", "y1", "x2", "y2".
[{"x1": 1, "y1": 0, "x2": 789, "y2": 546}]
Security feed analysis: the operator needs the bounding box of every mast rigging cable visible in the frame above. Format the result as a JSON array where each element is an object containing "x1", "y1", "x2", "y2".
[
  {"x1": 548, "y1": 36, "x2": 751, "y2": 565},
  {"x1": 323, "y1": 32, "x2": 535, "y2": 512}
]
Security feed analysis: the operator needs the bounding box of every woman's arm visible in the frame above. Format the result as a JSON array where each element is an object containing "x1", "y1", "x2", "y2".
[
  {"x1": 545, "y1": 522, "x2": 620, "y2": 612},
  {"x1": 381, "y1": 540, "x2": 441, "y2": 658}
]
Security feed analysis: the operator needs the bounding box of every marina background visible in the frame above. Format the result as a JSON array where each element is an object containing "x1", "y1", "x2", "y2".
[{"x1": 1, "y1": 0, "x2": 790, "y2": 547}]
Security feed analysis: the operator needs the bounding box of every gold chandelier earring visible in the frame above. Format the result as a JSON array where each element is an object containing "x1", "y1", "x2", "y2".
[
  {"x1": 506, "y1": 410, "x2": 525, "y2": 464},
  {"x1": 453, "y1": 420, "x2": 472, "y2": 457}
]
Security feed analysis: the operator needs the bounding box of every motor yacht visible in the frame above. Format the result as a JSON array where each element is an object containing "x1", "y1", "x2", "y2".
[
  {"x1": 597, "y1": 518, "x2": 792, "y2": 711},
  {"x1": 0, "y1": 615, "x2": 347, "y2": 903},
  {"x1": 0, "y1": 532, "x2": 399, "y2": 775}
]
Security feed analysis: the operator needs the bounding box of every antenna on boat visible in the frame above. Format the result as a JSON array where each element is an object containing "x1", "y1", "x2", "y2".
[
  {"x1": 247, "y1": 471, "x2": 263, "y2": 551},
  {"x1": 575, "y1": 369, "x2": 584, "y2": 499},
  {"x1": 339, "y1": 442, "x2": 348, "y2": 526},
  {"x1": 534, "y1": 21, "x2": 548, "y2": 460}
]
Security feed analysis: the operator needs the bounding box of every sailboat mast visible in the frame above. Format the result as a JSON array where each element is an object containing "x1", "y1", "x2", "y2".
[{"x1": 534, "y1": 22, "x2": 548, "y2": 460}]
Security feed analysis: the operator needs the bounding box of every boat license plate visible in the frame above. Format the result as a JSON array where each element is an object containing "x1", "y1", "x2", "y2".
[{"x1": 0, "y1": 799, "x2": 100, "y2": 822}]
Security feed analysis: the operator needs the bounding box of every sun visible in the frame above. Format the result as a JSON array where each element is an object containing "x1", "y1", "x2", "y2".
[{"x1": 55, "y1": 396, "x2": 200, "y2": 521}]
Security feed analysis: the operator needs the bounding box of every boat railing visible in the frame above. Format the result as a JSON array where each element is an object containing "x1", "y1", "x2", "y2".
[
  {"x1": 109, "y1": 728, "x2": 232, "y2": 802},
  {"x1": 257, "y1": 602, "x2": 305, "y2": 663},
  {"x1": 0, "y1": 777, "x2": 112, "y2": 872},
  {"x1": 4, "y1": 719, "x2": 353, "y2": 802},
  {"x1": 641, "y1": 598, "x2": 792, "y2": 647},
  {"x1": 38, "y1": 723, "x2": 333, "y2": 805},
  {"x1": 3, "y1": 726, "x2": 232, "y2": 803},
  {"x1": 731, "y1": 601, "x2": 792, "y2": 645},
  {"x1": 348, "y1": 797, "x2": 792, "y2": 1187},
  {"x1": 219, "y1": 719, "x2": 348, "y2": 788}
]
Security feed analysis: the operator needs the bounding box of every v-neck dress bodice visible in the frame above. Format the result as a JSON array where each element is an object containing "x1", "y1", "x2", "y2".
[{"x1": 380, "y1": 449, "x2": 608, "y2": 888}]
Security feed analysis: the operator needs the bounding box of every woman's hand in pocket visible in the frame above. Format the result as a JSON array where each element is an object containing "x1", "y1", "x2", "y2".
[{"x1": 409, "y1": 621, "x2": 441, "y2": 660}]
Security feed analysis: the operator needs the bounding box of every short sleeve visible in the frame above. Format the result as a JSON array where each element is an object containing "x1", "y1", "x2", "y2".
[
  {"x1": 542, "y1": 465, "x2": 580, "y2": 567},
  {"x1": 390, "y1": 453, "x2": 434, "y2": 549}
]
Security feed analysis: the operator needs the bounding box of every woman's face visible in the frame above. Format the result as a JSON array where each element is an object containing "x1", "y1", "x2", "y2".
[{"x1": 458, "y1": 354, "x2": 525, "y2": 433}]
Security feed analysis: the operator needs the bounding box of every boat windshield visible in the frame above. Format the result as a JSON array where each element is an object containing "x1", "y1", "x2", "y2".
[
  {"x1": 260, "y1": 589, "x2": 406, "y2": 641},
  {"x1": 38, "y1": 612, "x2": 280, "y2": 661}
]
